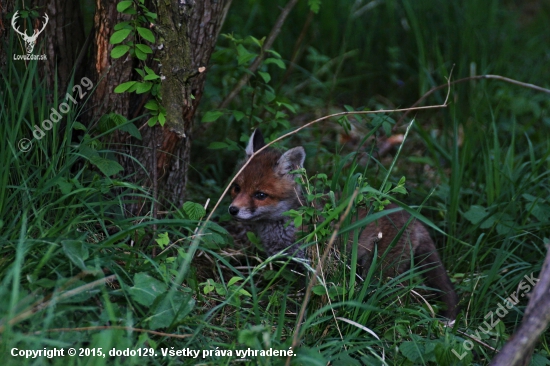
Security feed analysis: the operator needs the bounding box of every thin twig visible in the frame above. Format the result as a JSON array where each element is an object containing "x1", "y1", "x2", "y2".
[
  {"x1": 455, "y1": 329, "x2": 500, "y2": 353},
  {"x1": 0, "y1": 275, "x2": 116, "y2": 333},
  {"x1": 396, "y1": 74, "x2": 550, "y2": 127},
  {"x1": 219, "y1": 0, "x2": 299, "y2": 109},
  {"x1": 286, "y1": 190, "x2": 359, "y2": 366}
]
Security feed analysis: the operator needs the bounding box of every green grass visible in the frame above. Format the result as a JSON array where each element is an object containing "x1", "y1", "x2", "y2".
[{"x1": 2, "y1": 0, "x2": 550, "y2": 365}]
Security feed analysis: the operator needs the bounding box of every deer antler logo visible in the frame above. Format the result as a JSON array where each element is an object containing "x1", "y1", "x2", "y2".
[{"x1": 11, "y1": 11, "x2": 49, "y2": 54}]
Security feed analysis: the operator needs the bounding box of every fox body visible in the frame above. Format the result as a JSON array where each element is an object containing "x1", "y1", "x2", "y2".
[{"x1": 229, "y1": 129, "x2": 458, "y2": 319}]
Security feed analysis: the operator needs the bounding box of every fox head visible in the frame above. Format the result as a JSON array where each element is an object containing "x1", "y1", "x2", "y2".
[{"x1": 228, "y1": 129, "x2": 305, "y2": 222}]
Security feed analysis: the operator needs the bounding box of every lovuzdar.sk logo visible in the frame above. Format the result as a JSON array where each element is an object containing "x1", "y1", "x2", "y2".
[{"x1": 11, "y1": 10, "x2": 48, "y2": 61}]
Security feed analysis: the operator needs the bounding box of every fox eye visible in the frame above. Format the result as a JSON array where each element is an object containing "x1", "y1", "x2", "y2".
[
  {"x1": 254, "y1": 192, "x2": 268, "y2": 200},
  {"x1": 232, "y1": 184, "x2": 241, "y2": 194}
]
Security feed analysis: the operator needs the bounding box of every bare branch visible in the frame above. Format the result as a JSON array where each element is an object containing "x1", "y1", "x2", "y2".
[
  {"x1": 219, "y1": 0, "x2": 299, "y2": 109},
  {"x1": 489, "y1": 245, "x2": 550, "y2": 366}
]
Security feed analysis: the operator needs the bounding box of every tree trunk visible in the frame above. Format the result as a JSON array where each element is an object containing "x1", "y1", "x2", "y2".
[
  {"x1": 114, "y1": 0, "x2": 231, "y2": 216},
  {"x1": 88, "y1": 0, "x2": 132, "y2": 120},
  {"x1": 42, "y1": 0, "x2": 86, "y2": 95},
  {"x1": 0, "y1": 0, "x2": 16, "y2": 69}
]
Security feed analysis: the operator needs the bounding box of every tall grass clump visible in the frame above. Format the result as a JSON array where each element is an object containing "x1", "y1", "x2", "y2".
[{"x1": 0, "y1": 31, "x2": 234, "y2": 366}]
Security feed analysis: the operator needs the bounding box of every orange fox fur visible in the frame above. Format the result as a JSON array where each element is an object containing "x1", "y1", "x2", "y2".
[{"x1": 229, "y1": 129, "x2": 458, "y2": 319}]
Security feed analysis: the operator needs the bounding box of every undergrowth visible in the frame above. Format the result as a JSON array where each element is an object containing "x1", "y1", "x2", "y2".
[{"x1": 2, "y1": 0, "x2": 550, "y2": 365}]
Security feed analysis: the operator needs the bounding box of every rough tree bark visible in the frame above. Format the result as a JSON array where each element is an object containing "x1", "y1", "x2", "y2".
[
  {"x1": 0, "y1": 0, "x2": 16, "y2": 68},
  {"x1": 88, "y1": 0, "x2": 132, "y2": 121},
  {"x1": 113, "y1": 0, "x2": 231, "y2": 216},
  {"x1": 41, "y1": 0, "x2": 86, "y2": 94}
]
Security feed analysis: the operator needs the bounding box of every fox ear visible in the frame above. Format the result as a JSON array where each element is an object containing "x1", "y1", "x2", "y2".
[
  {"x1": 246, "y1": 129, "x2": 266, "y2": 156},
  {"x1": 275, "y1": 147, "x2": 306, "y2": 176}
]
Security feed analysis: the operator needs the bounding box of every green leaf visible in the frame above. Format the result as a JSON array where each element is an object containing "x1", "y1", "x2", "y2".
[
  {"x1": 147, "y1": 115, "x2": 158, "y2": 126},
  {"x1": 148, "y1": 293, "x2": 195, "y2": 330},
  {"x1": 114, "y1": 81, "x2": 137, "y2": 93},
  {"x1": 73, "y1": 121, "x2": 87, "y2": 131},
  {"x1": 136, "y1": 27, "x2": 155, "y2": 43},
  {"x1": 116, "y1": 1, "x2": 133, "y2": 13},
  {"x1": 135, "y1": 82, "x2": 153, "y2": 94},
  {"x1": 62, "y1": 240, "x2": 89, "y2": 270},
  {"x1": 201, "y1": 110, "x2": 224, "y2": 123},
  {"x1": 312, "y1": 285, "x2": 326, "y2": 296},
  {"x1": 227, "y1": 277, "x2": 243, "y2": 287},
  {"x1": 307, "y1": 0, "x2": 321, "y2": 13},
  {"x1": 56, "y1": 179, "x2": 73, "y2": 195},
  {"x1": 400, "y1": 341, "x2": 423, "y2": 362},
  {"x1": 232, "y1": 110, "x2": 245, "y2": 121},
  {"x1": 158, "y1": 112, "x2": 166, "y2": 126},
  {"x1": 155, "y1": 232, "x2": 170, "y2": 248},
  {"x1": 294, "y1": 214, "x2": 303, "y2": 228},
  {"x1": 144, "y1": 100, "x2": 159, "y2": 111},
  {"x1": 110, "y1": 29, "x2": 132, "y2": 44},
  {"x1": 135, "y1": 43, "x2": 153, "y2": 54},
  {"x1": 144, "y1": 73, "x2": 159, "y2": 80},
  {"x1": 118, "y1": 122, "x2": 142, "y2": 140},
  {"x1": 135, "y1": 47, "x2": 147, "y2": 60},
  {"x1": 114, "y1": 21, "x2": 131, "y2": 31},
  {"x1": 463, "y1": 205, "x2": 489, "y2": 225},
  {"x1": 383, "y1": 121, "x2": 392, "y2": 136},
  {"x1": 111, "y1": 45, "x2": 130, "y2": 59},
  {"x1": 182, "y1": 201, "x2": 206, "y2": 220},
  {"x1": 258, "y1": 71, "x2": 271, "y2": 83},
  {"x1": 89, "y1": 156, "x2": 124, "y2": 176},
  {"x1": 128, "y1": 273, "x2": 167, "y2": 306},
  {"x1": 264, "y1": 57, "x2": 286, "y2": 69},
  {"x1": 236, "y1": 44, "x2": 257, "y2": 65}
]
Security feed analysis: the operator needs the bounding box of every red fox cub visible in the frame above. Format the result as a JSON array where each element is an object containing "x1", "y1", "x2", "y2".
[{"x1": 229, "y1": 129, "x2": 458, "y2": 319}]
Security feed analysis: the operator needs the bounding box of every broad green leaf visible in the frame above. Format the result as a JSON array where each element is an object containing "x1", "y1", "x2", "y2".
[
  {"x1": 232, "y1": 110, "x2": 245, "y2": 121},
  {"x1": 400, "y1": 341, "x2": 423, "y2": 362},
  {"x1": 111, "y1": 45, "x2": 130, "y2": 59},
  {"x1": 264, "y1": 57, "x2": 286, "y2": 69},
  {"x1": 383, "y1": 121, "x2": 392, "y2": 136},
  {"x1": 463, "y1": 205, "x2": 489, "y2": 225},
  {"x1": 128, "y1": 273, "x2": 167, "y2": 306},
  {"x1": 258, "y1": 71, "x2": 271, "y2": 83},
  {"x1": 182, "y1": 201, "x2": 206, "y2": 220},
  {"x1": 148, "y1": 293, "x2": 195, "y2": 330},
  {"x1": 114, "y1": 81, "x2": 137, "y2": 93},
  {"x1": 135, "y1": 47, "x2": 147, "y2": 60},
  {"x1": 135, "y1": 43, "x2": 152, "y2": 54},
  {"x1": 236, "y1": 44, "x2": 257, "y2": 65},
  {"x1": 144, "y1": 74, "x2": 160, "y2": 80},
  {"x1": 227, "y1": 277, "x2": 243, "y2": 287},
  {"x1": 155, "y1": 232, "x2": 170, "y2": 248},
  {"x1": 109, "y1": 29, "x2": 132, "y2": 44},
  {"x1": 201, "y1": 110, "x2": 224, "y2": 123},
  {"x1": 73, "y1": 121, "x2": 87, "y2": 131},
  {"x1": 135, "y1": 82, "x2": 153, "y2": 94},
  {"x1": 118, "y1": 122, "x2": 142, "y2": 140},
  {"x1": 116, "y1": 1, "x2": 133, "y2": 13},
  {"x1": 144, "y1": 100, "x2": 159, "y2": 111},
  {"x1": 62, "y1": 240, "x2": 89, "y2": 270},
  {"x1": 137, "y1": 26, "x2": 155, "y2": 43},
  {"x1": 308, "y1": 0, "x2": 321, "y2": 13},
  {"x1": 89, "y1": 156, "x2": 124, "y2": 176}
]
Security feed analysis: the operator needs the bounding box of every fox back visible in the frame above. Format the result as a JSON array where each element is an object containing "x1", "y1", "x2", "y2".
[{"x1": 229, "y1": 129, "x2": 458, "y2": 319}]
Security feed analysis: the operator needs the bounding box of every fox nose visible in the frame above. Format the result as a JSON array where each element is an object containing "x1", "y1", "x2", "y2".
[{"x1": 228, "y1": 206, "x2": 239, "y2": 216}]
